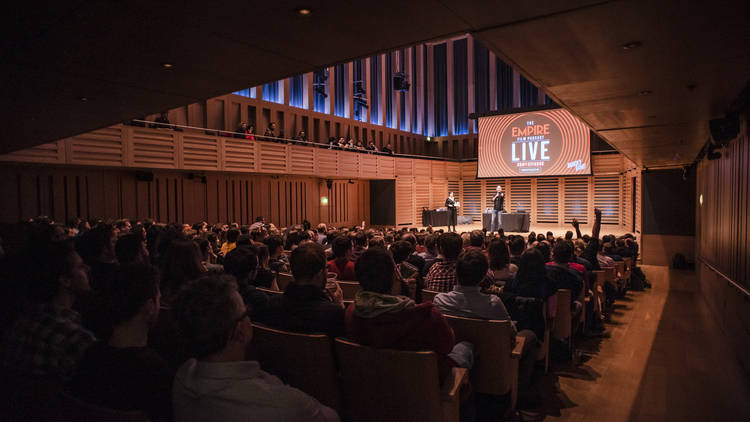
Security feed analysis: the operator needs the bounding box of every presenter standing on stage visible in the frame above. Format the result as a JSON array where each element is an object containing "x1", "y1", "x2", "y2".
[
  {"x1": 445, "y1": 192, "x2": 459, "y2": 232},
  {"x1": 490, "y1": 185, "x2": 505, "y2": 233}
]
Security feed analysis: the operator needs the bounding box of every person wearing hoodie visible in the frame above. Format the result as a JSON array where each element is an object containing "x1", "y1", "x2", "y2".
[
  {"x1": 344, "y1": 247, "x2": 474, "y2": 384},
  {"x1": 171, "y1": 274, "x2": 339, "y2": 422}
]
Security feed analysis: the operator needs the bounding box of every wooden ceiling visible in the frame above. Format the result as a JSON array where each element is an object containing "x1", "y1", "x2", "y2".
[{"x1": 2, "y1": 0, "x2": 748, "y2": 167}]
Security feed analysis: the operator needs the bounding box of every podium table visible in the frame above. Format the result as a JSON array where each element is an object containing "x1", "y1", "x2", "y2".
[
  {"x1": 422, "y1": 209, "x2": 450, "y2": 227},
  {"x1": 482, "y1": 212, "x2": 530, "y2": 232}
]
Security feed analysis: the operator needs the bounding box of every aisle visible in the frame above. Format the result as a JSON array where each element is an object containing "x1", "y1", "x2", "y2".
[{"x1": 535, "y1": 265, "x2": 750, "y2": 422}]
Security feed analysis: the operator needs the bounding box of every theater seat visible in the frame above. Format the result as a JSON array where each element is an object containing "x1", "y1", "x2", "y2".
[
  {"x1": 335, "y1": 338, "x2": 466, "y2": 422},
  {"x1": 444, "y1": 315, "x2": 524, "y2": 410},
  {"x1": 276, "y1": 272, "x2": 295, "y2": 290},
  {"x1": 337, "y1": 281, "x2": 361, "y2": 301},
  {"x1": 58, "y1": 392, "x2": 149, "y2": 422},
  {"x1": 422, "y1": 289, "x2": 439, "y2": 302},
  {"x1": 250, "y1": 324, "x2": 341, "y2": 412}
]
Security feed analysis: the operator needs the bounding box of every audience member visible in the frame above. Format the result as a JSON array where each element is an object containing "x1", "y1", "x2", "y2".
[
  {"x1": 220, "y1": 229, "x2": 240, "y2": 255},
  {"x1": 254, "y1": 243, "x2": 345, "y2": 337},
  {"x1": 345, "y1": 248, "x2": 473, "y2": 383},
  {"x1": 172, "y1": 275, "x2": 339, "y2": 422},
  {"x1": 326, "y1": 236, "x2": 356, "y2": 280},
  {"x1": 425, "y1": 232, "x2": 462, "y2": 292},
  {"x1": 1, "y1": 240, "x2": 95, "y2": 381},
  {"x1": 115, "y1": 233, "x2": 149, "y2": 264},
  {"x1": 68, "y1": 263, "x2": 173, "y2": 421}
]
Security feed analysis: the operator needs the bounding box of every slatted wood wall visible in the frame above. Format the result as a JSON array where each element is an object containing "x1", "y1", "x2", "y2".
[
  {"x1": 0, "y1": 164, "x2": 368, "y2": 228},
  {"x1": 1, "y1": 123, "x2": 641, "y2": 232}
]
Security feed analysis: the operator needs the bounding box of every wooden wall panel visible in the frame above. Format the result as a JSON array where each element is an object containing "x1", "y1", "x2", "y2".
[
  {"x1": 67, "y1": 127, "x2": 124, "y2": 167},
  {"x1": 131, "y1": 129, "x2": 177, "y2": 169},
  {"x1": 594, "y1": 175, "x2": 621, "y2": 225},
  {"x1": 396, "y1": 177, "x2": 415, "y2": 226},
  {"x1": 535, "y1": 178, "x2": 559, "y2": 224},
  {"x1": 564, "y1": 176, "x2": 589, "y2": 224}
]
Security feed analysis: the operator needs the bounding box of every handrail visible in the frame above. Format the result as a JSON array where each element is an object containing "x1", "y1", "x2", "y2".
[
  {"x1": 128, "y1": 119, "x2": 467, "y2": 163},
  {"x1": 697, "y1": 256, "x2": 750, "y2": 298}
]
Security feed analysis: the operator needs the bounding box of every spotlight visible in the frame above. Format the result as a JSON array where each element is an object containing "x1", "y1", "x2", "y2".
[
  {"x1": 297, "y1": 8, "x2": 311, "y2": 16},
  {"x1": 79, "y1": 96, "x2": 89, "y2": 102},
  {"x1": 162, "y1": 63, "x2": 174, "y2": 69},
  {"x1": 707, "y1": 142, "x2": 722, "y2": 160},
  {"x1": 622, "y1": 41, "x2": 642, "y2": 50}
]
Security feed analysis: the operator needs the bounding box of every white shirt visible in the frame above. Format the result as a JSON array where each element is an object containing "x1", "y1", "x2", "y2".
[{"x1": 173, "y1": 359, "x2": 339, "y2": 422}]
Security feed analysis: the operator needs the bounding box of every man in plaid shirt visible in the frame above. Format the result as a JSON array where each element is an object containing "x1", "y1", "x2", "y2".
[
  {"x1": 425, "y1": 232, "x2": 463, "y2": 293},
  {"x1": 1, "y1": 240, "x2": 95, "y2": 381}
]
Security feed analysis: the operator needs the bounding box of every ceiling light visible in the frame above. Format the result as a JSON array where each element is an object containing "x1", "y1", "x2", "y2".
[
  {"x1": 639, "y1": 90, "x2": 652, "y2": 96},
  {"x1": 79, "y1": 96, "x2": 88, "y2": 102},
  {"x1": 622, "y1": 41, "x2": 642, "y2": 50},
  {"x1": 297, "y1": 8, "x2": 311, "y2": 16},
  {"x1": 162, "y1": 63, "x2": 174, "y2": 69}
]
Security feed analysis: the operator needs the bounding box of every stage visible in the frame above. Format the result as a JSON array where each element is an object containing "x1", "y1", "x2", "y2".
[{"x1": 415, "y1": 222, "x2": 633, "y2": 238}]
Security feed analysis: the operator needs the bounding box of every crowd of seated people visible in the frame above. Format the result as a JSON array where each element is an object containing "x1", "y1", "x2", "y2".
[{"x1": 0, "y1": 208, "x2": 644, "y2": 420}]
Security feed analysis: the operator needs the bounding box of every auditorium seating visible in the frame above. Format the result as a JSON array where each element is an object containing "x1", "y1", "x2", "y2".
[
  {"x1": 58, "y1": 392, "x2": 149, "y2": 422},
  {"x1": 444, "y1": 315, "x2": 524, "y2": 412},
  {"x1": 276, "y1": 272, "x2": 295, "y2": 291},
  {"x1": 335, "y1": 338, "x2": 467, "y2": 422},
  {"x1": 422, "y1": 289, "x2": 440, "y2": 302},
  {"x1": 249, "y1": 324, "x2": 342, "y2": 412},
  {"x1": 337, "y1": 280, "x2": 361, "y2": 301}
]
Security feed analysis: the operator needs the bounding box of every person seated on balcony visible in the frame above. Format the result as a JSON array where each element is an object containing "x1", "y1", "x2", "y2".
[
  {"x1": 366, "y1": 141, "x2": 378, "y2": 151},
  {"x1": 292, "y1": 130, "x2": 307, "y2": 144},
  {"x1": 345, "y1": 247, "x2": 474, "y2": 384},
  {"x1": 253, "y1": 242, "x2": 345, "y2": 338},
  {"x1": 151, "y1": 112, "x2": 171, "y2": 129},
  {"x1": 235, "y1": 122, "x2": 255, "y2": 140},
  {"x1": 381, "y1": 143, "x2": 393, "y2": 154},
  {"x1": 356, "y1": 141, "x2": 365, "y2": 150},
  {"x1": 263, "y1": 122, "x2": 277, "y2": 140},
  {"x1": 326, "y1": 236, "x2": 356, "y2": 281},
  {"x1": 327, "y1": 138, "x2": 336, "y2": 149},
  {"x1": 171, "y1": 275, "x2": 339, "y2": 422}
]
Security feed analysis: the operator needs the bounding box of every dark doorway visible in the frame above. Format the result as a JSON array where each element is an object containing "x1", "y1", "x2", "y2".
[{"x1": 370, "y1": 180, "x2": 395, "y2": 226}]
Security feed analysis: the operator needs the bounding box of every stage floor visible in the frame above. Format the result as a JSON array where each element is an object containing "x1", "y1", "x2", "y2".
[{"x1": 416, "y1": 222, "x2": 633, "y2": 238}]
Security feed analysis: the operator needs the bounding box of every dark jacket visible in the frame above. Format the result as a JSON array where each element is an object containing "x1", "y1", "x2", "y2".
[
  {"x1": 492, "y1": 192, "x2": 505, "y2": 211},
  {"x1": 545, "y1": 264, "x2": 583, "y2": 302},
  {"x1": 252, "y1": 283, "x2": 345, "y2": 338}
]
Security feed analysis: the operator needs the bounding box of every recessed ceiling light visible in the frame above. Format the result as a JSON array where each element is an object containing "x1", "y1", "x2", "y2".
[
  {"x1": 162, "y1": 63, "x2": 174, "y2": 69},
  {"x1": 79, "y1": 96, "x2": 89, "y2": 102},
  {"x1": 622, "y1": 41, "x2": 642, "y2": 50},
  {"x1": 297, "y1": 8, "x2": 311, "y2": 16},
  {"x1": 639, "y1": 90, "x2": 652, "y2": 96}
]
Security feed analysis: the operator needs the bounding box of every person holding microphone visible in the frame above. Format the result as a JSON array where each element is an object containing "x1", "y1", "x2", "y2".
[{"x1": 445, "y1": 192, "x2": 459, "y2": 232}]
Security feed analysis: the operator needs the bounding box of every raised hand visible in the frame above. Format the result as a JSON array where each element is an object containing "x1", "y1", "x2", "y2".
[
  {"x1": 571, "y1": 218, "x2": 579, "y2": 227},
  {"x1": 594, "y1": 208, "x2": 602, "y2": 218}
]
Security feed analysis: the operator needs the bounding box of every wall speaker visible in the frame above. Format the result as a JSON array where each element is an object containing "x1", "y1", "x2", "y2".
[
  {"x1": 135, "y1": 171, "x2": 154, "y2": 182},
  {"x1": 709, "y1": 113, "x2": 739, "y2": 144}
]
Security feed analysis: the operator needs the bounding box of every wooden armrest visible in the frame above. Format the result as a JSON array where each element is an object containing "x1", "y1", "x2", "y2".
[
  {"x1": 441, "y1": 367, "x2": 468, "y2": 401},
  {"x1": 511, "y1": 336, "x2": 525, "y2": 359}
]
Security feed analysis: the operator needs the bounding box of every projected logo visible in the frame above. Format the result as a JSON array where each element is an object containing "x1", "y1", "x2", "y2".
[{"x1": 479, "y1": 109, "x2": 590, "y2": 177}]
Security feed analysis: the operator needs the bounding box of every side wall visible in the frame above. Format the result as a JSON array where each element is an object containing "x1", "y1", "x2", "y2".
[
  {"x1": 0, "y1": 164, "x2": 369, "y2": 230},
  {"x1": 695, "y1": 109, "x2": 750, "y2": 375}
]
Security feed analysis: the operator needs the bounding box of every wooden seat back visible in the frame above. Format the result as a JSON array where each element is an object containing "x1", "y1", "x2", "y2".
[
  {"x1": 334, "y1": 338, "x2": 461, "y2": 422},
  {"x1": 552, "y1": 289, "x2": 572, "y2": 341},
  {"x1": 444, "y1": 315, "x2": 517, "y2": 396},
  {"x1": 251, "y1": 324, "x2": 341, "y2": 411},
  {"x1": 59, "y1": 391, "x2": 149, "y2": 422},
  {"x1": 422, "y1": 289, "x2": 439, "y2": 302},
  {"x1": 256, "y1": 286, "x2": 282, "y2": 295},
  {"x1": 276, "y1": 272, "x2": 295, "y2": 291},
  {"x1": 337, "y1": 281, "x2": 361, "y2": 301}
]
